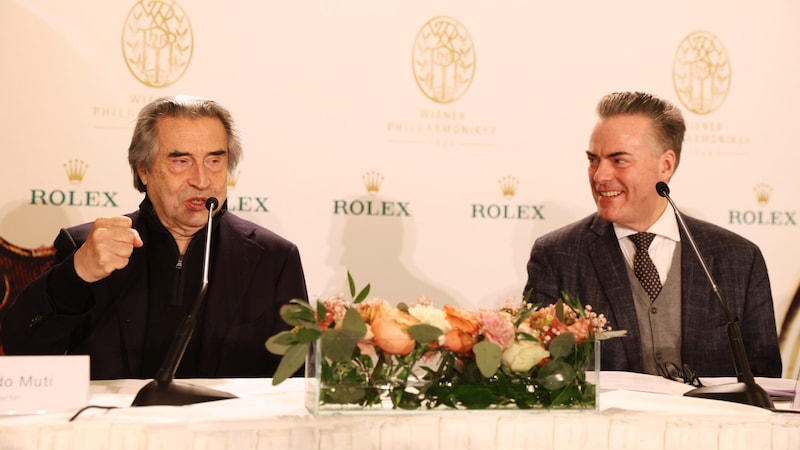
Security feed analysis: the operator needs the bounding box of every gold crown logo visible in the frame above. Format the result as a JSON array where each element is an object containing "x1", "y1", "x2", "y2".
[
  {"x1": 64, "y1": 159, "x2": 88, "y2": 184},
  {"x1": 499, "y1": 176, "x2": 519, "y2": 199},
  {"x1": 227, "y1": 170, "x2": 240, "y2": 189},
  {"x1": 362, "y1": 171, "x2": 384, "y2": 195},
  {"x1": 753, "y1": 183, "x2": 772, "y2": 205}
]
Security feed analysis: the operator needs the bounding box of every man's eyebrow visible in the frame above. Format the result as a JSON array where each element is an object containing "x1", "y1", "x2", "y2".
[
  {"x1": 166, "y1": 149, "x2": 227, "y2": 158},
  {"x1": 585, "y1": 150, "x2": 632, "y2": 158}
]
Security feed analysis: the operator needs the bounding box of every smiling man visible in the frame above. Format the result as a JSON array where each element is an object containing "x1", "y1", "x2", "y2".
[
  {"x1": 523, "y1": 91, "x2": 781, "y2": 378},
  {"x1": 2, "y1": 96, "x2": 308, "y2": 380}
]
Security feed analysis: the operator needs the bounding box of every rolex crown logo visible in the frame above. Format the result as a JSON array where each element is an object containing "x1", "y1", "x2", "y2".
[
  {"x1": 753, "y1": 183, "x2": 772, "y2": 205},
  {"x1": 499, "y1": 176, "x2": 519, "y2": 199},
  {"x1": 227, "y1": 170, "x2": 240, "y2": 189},
  {"x1": 64, "y1": 159, "x2": 88, "y2": 184},
  {"x1": 362, "y1": 171, "x2": 384, "y2": 195}
]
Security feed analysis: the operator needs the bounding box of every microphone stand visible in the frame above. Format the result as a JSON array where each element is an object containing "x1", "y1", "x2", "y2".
[
  {"x1": 656, "y1": 182, "x2": 773, "y2": 409},
  {"x1": 132, "y1": 198, "x2": 237, "y2": 406}
]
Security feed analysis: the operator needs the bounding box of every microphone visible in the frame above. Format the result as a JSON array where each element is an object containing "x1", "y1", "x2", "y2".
[
  {"x1": 132, "y1": 197, "x2": 237, "y2": 406},
  {"x1": 655, "y1": 182, "x2": 773, "y2": 409}
]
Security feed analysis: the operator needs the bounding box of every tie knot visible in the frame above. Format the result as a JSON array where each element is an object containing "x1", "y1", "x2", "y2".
[{"x1": 630, "y1": 232, "x2": 656, "y2": 252}]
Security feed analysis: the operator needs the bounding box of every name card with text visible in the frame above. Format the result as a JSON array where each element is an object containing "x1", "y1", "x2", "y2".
[{"x1": 0, "y1": 355, "x2": 89, "y2": 415}]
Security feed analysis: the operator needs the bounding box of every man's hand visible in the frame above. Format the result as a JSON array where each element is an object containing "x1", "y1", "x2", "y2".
[{"x1": 73, "y1": 217, "x2": 144, "y2": 283}]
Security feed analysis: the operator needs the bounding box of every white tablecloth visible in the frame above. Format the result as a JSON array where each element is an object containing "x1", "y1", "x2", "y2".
[{"x1": 1, "y1": 374, "x2": 799, "y2": 450}]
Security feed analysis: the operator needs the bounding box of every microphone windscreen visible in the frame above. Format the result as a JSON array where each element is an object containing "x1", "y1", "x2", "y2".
[
  {"x1": 656, "y1": 182, "x2": 670, "y2": 197},
  {"x1": 205, "y1": 197, "x2": 219, "y2": 211}
]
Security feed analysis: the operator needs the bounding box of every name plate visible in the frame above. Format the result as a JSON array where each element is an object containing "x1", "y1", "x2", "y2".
[{"x1": 0, "y1": 355, "x2": 89, "y2": 415}]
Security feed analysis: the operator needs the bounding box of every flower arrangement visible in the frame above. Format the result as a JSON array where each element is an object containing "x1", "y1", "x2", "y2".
[{"x1": 266, "y1": 273, "x2": 624, "y2": 411}]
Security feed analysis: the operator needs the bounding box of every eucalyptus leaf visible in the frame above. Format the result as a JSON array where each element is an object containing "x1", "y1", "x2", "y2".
[
  {"x1": 321, "y1": 328, "x2": 362, "y2": 363},
  {"x1": 548, "y1": 332, "x2": 576, "y2": 359},
  {"x1": 537, "y1": 359, "x2": 576, "y2": 391},
  {"x1": 265, "y1": 331, "x2": 297, "y2": 355},
  {"x1": 473, "y1": 340, "x2": 502, "y2": 378},
  {"x1": 295, "y1": 327, "x2": 321, "y2": 343},
  {"x1": 408, "y1": 323, "x2": 443, "y2": 345},
  {"x1": 341, "y1": 307, "x2": 367, "y2": 336},
  {"x1": 280, "y1": 302, "x2": 315, "y2": 327},
  {"x1": 271, "y1": 342, "x2": 308, "y2": 385}
]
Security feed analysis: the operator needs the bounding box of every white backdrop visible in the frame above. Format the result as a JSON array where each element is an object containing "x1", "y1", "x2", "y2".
[{"x1": 1, "y1": 0, "x2": 799, "y2": 376}]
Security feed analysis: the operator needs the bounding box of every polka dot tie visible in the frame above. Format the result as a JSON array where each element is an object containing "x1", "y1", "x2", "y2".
[{"x1": 630, "y1": 232, "x2": 662, "y2": 301}]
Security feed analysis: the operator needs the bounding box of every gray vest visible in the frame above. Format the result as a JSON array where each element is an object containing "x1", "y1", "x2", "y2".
[{"x1": 625, "y1": 246, "x2": 682, "y2": 375}]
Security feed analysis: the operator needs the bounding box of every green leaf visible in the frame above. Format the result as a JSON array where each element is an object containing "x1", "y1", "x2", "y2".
[
  {"x1": 347, "y1": 270, "x2": 356, "y2": 297},
  {"x1": 408, "y1": 323, "x2": 443, "y2": 344},
  {"x1": 272, "y1": 342, "x2": 308, "y2": 385},
  {"x1": 473, "y1": 340, "x2": 502, "y2": 378},
  {"x1": 295, "y1": 327, "x2": 321, "y2": 343},
  {"x1": 549, "y1": 332, "x2": 576, "y2": 359},
  {"x1": 537, "y1": 359, "x2": 576, "y2": 391},
  {"x1": 354, "y1": 283, "x2": 370, "y2": 304},
  {"x1": 555, "y1": 298, "x2": 564, "y2": 323},
  {"x1": 280, "y1": 302, "x2": 315, "y2": 327},
  {"x1": 321, "y1": 328, "x2": 363, "y2": 363},
  {"x1": 265, "y1": 330, "x2": 298, "y2": 355},
  {"x1": 340, "y1": 307, "x2": 367, "y2": 336}
]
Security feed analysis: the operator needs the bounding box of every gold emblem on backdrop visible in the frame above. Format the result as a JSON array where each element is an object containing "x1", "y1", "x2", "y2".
[
  {"x1": 64, "y1": 159, "x2": 88, "y2": 184},
  {"x1": 412, "y1": 16, "x2": 476, "y2": 104},
  {"x1": 673, "y1": 31, "x2": 731, "y2": 115},
  {"x1": 362, "y1": 171, "x2": 384, "y2": 195},
  {"x1": 122, "y1": 0, "x2": 194, "y2": 88},
  {"x1": 499, "y1": 176, "x2": 519, "y2": 199},
  {"x1": 753, "y1": 183, "x2": 772, "y2": 205}
]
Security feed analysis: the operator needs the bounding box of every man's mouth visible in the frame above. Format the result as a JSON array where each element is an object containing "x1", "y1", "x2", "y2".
[{"x1": 598, "y1": 190, "x2": 623, "y2": 198}]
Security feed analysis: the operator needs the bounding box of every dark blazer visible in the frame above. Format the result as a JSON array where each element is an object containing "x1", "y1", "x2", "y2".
[
  {"x1": 524, "y1": 213, "x2": 782, "y2": 378},
  {"x1": 1, "y1": 207, "x2": 308, "y2": 380}
]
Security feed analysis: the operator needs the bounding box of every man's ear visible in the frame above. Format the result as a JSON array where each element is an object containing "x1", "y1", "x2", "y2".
[{"x1": 659, "y1": 149, "x2": 677, "y2": 179}]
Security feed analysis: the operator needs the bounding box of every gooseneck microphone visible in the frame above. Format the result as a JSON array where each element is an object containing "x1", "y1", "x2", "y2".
[
  {"x1": 655, "y1": 182, "x2": 773, "y2": 409},
  {"x1": 132, "y1": 197, "x2": 237, "y2": 406}
]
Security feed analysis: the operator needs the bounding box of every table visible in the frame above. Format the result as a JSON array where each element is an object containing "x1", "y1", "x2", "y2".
[{"x1": 1, "y1": 374, "x2": 799, "y2": 450}]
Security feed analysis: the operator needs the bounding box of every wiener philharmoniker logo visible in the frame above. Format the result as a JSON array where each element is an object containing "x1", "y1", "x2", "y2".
[
  {"x1": 412, "y1": 16, "x2": 476, "y2": 104},
  {"x1": 472, "y1": 176, "x2": 544, "y2": 220},
  {"x1": 673, "y1": 31, "x2": 731, "y2": 115},
  {"x1": 122, "y1": 0, "x2": 194, "y2": 88},
  {"x1": 64, "y1": 159, "x2": 88, "y2": 184}
]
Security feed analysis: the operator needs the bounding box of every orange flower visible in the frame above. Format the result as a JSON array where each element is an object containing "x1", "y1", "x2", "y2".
[
  {"x1": 441, "y1": 305, "x2": 480, "y2": 353},
  {"x1": 443, "y1": 304, "x2": 480, "y2": 335},
  {"x1": 441, "y1": 328, "x2": 476, "y2": 354},
  {"x1": 371, "y1": 312, "x2": 416, "y2": 356},
  {"x1": 355, "y1": 297, "x2": 392, "y2": 324}
]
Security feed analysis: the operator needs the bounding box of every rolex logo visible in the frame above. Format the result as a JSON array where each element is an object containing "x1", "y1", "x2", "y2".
[
  {"x1": 753, "y1": 183, "x2": 772, "y2": 205},
  {"x1": 499, "y1": 176, "x2": 519, "y2": 199},
  {"x1": 64, "y1": 159, "x2": 88, "y2": 184},
  {"x1": 412, "y1": 16, "x2": 476, "y2": 104},
  {"x1": 362, "y1": 171, "x2": 384, "y2": 195},
  {"x1": 227, "y1": 170, "x2": 240, "y2": 189}
]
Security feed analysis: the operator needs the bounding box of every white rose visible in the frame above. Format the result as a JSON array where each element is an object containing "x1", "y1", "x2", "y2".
[{"x1": 501, "y1": 341, "x2": 549, "y2": 372}]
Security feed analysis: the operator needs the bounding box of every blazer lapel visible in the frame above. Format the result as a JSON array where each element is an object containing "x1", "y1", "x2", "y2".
[{"x1": 587, "y1": 217, "x2": 644, "y2": 371}]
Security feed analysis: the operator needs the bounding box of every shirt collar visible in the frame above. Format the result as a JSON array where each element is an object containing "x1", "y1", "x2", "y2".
[{"x1": 613, "y1": 204, "x2": 681, "y2": 242}]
